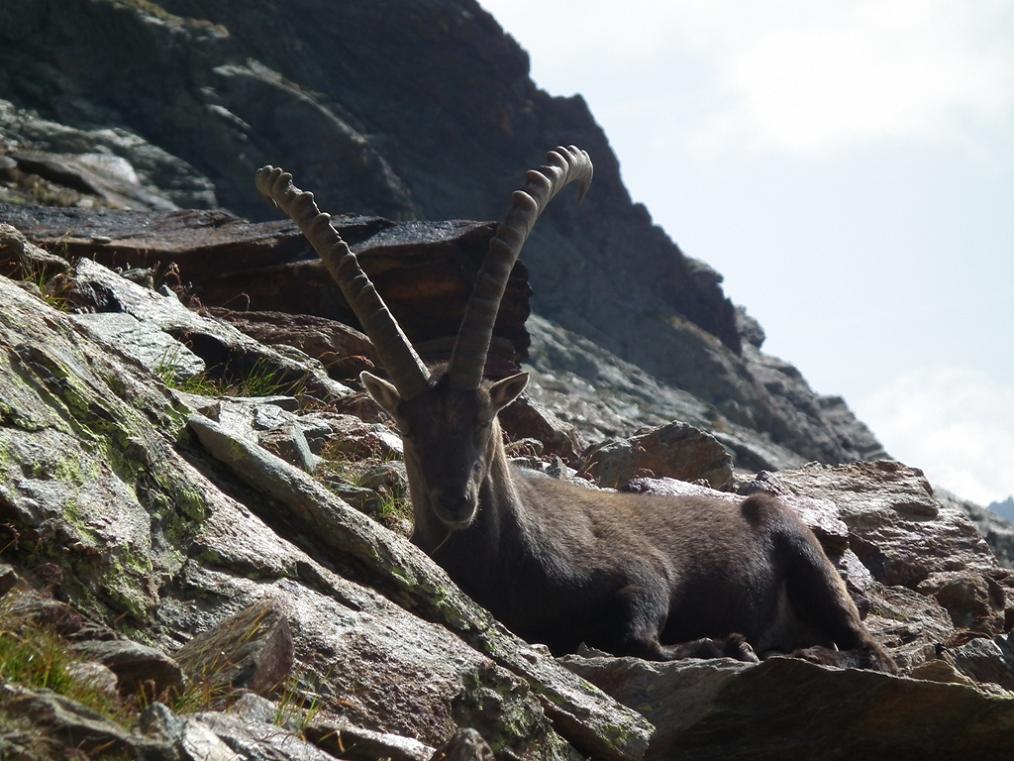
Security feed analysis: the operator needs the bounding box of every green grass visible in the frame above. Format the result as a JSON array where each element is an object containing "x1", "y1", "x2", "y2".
[
  {"x1": 0, "y1": 593, "x2": 283, "y2": 728},
  {"x1": 316, "y1": 443, "x2": 413, "y2": 531},
  {"x1": 155, "y1": 350, "x2": 308, "y2": 400},
  {"x1": 376, "y1": 491, "x2": 413, "y2": 526},
  {"x1": 16, "y1": 258, "x2": 69, "y2": 311},
  {"x1": 273, "y1": 677, "x2": 323, "y2": 736},
  {"x1": 0, "y1": 601, "x2": 133, "y2": 726}
]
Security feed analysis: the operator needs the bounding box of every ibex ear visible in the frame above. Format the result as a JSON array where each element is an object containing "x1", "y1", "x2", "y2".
[
  {"x1": 360, "y1": 371, "x2": 401, "y2": 415},
  {"x1": 489, "y1": 371, "x2": 529, "y2": 413}
]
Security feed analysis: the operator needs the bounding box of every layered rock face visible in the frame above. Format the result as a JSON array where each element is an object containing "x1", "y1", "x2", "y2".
[
  {"x1": 0, "y1": 0, "x2": 882, "y2": 468},
  {"x1": 0, "y1": 237, "x2": 1012, "y2": 759}
]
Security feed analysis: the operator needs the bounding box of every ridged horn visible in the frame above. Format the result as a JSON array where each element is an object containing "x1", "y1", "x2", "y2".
[
  {"x1": 447, "y1": 145, "x2": 593, "y2": 389},
  {"x1": 255, "y1": 166, "x2": 431, "y2": 399}
]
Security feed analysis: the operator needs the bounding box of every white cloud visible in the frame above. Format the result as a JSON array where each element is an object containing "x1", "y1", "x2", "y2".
[
  {"x1": 480, "y1": 0, "x2": 1014, "y2": 153},
  {"x1": 855, "y1": 366, "x2": 1014, "y2": 505},
  {"x1": 722, "y1": 0, "x2": 1014, "y2": 151}
]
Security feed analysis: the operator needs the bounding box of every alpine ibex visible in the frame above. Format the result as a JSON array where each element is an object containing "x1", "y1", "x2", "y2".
[{"x1": 255, "y1": 147, "x2": 896, "y2": 672}]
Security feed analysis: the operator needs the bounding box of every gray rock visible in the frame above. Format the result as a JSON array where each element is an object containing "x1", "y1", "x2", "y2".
[
  {"x1": 0, "y1": 222, "x2": 68, "y2": 279},
  {"x1": 939, "y1": 486, "x2": 1014, "y2": 570},
  {"x1": 71, "y1": 311, "x2": 206, "y2": 382},
  {"x1": 561, "y1": 654, "x2": 1014, "y2": 760},
  {"x1": 947, "y1": 634, "x2": 1014, "y2": 692},
  {"x1": 173, "y1": 597, "x2": 294, "y2": 698},
  {"x1": 0, "y1": 682, "x2": 167, "y2": 759},
  {"x1": 583, "y1": 421, "x2": 734, "y2": 490},
  {"x1": 0, "y1": 98, "x2": 216, "y2": 209},
  {"x1": 426, "y1": 728, "x2": 495, "y2": 761},
  {"x1": 65, "y1": 256, "x2": 353, "y2": 403},
  {"x1": 64, "y1": 661, "x2": 120, "y2": 698},
  {"x1": 69, "y1": 639, "x2": 184, "y2": 698},
  {"x1": 917, "y1": 570, "x2": 1007, "y2": 635},
  {"x1": 306, "y1": 715, "x2": 436, "y2": 761},
  {"x1": 139, "y1": 702, "x2": 246, "y2": 761},
  {"x1": 742, "y1": 461, "x2": 1001, "y2": 587},
  {"x1": 0, "y1": 561, "x2": 17, "y2": 596},
  {"x1": 257, "y1": 424, "x2": 321, "y2": 473},
  {"x1": 193, "y1": 709, "x2": 336, "y2": 761},
  {"x1": 862, "y1": 583, "x2": 954, "y2": 671}
]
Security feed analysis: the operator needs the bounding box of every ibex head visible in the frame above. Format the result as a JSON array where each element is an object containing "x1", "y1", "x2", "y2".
[
  {"x1": 256, "y1": 146, "x2": 592, "y2": 531},
  {"x1": 362, "y1": 369, "x2": 529, "y2": 528}
]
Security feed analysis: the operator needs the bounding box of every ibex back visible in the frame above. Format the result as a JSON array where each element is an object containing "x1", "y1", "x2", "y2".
[{"x1": 256, "y1": 147, "x2": 896, "y2": 672}]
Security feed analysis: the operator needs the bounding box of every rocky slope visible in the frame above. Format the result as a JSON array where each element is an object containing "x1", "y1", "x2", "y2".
[
  {"x1": 0, "y1": 0, "x2": 883, "y2": 470},
  {"x1": 1, "y1": 225, "x2": 1013, "y2": 759}
]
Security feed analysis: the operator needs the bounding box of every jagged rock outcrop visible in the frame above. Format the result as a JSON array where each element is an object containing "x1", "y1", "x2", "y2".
[
  {"x1": 561, "y1": 655, "x2": 1014, "y2": 761},
  {"x1": 990, "y1": 497, "x2": 1014, "y2": 521},
  {"x1": 939, "y1": 488, "x2": 1014, "y2": 570},
  {"x1": 0, "y1": 0, "x2": 884, "y2": 468},
  {"x1": 0, "y1": 1, "x2": 1006, "y2": 756}
]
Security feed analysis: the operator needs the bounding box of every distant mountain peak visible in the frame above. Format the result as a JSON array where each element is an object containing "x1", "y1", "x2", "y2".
[{"x1": 988, "y1": 496, "x2": 1014, "y2": 521}]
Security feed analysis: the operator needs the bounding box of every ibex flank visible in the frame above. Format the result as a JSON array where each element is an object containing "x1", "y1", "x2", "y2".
[{"x1": 255, "y1": 146, "x2": 896, "y2": 672}]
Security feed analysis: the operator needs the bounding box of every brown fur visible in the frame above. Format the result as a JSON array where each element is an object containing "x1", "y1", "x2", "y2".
[{"x1": 363, "y1": 370, "x2": 896, "y2": 672}]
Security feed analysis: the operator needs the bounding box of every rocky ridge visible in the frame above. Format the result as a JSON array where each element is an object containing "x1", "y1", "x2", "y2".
[{"x1": 0, "y1": 0, "x2": 882, "y2": 470}]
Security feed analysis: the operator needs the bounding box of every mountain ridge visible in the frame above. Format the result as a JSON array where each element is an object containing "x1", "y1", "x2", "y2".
[{"x1": 0, "y1": 0, "x2": 884, "y2": 469}]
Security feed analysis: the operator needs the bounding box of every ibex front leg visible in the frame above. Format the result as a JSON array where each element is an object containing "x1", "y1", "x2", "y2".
[{"x1": 610, "y1": 584, "x2": 759, "y2": 663}]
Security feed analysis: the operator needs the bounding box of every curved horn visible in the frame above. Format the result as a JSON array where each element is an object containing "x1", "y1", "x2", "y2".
[
  {"x1": 255, "y1": 166, "x2": 431, "y2": 399},
  {"x1": 447, "y1": 145, "x2": 593, "y2": 390}
]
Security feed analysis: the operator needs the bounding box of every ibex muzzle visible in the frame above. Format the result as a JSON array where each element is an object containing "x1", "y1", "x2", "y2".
[{"x1": 256, "y1": 147, "x2": 896, "y2": 673}]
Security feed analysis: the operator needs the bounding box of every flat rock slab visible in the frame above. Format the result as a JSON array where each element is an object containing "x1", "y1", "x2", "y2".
[
  {"x1": 4, "y1": 202, "x2": 528, "y2": 372},
  {"x1": 69, "y1": 639, "x2": 184, "y2": 697},
  {"x1": 71, "y1": 311, "x2": 206, "y2": 381},
  {"x1": 66, "y1": 256, "x2": 352, "y2": 402},
  {"x1": 563, "y1": 654, "x2": 1014, "y2": 761}
]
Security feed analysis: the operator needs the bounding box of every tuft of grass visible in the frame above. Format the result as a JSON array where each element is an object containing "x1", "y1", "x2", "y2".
[
  {"x1": 0, "y1": 593, "x2": 281, "y2": 728},
  {"x1": 0, "y1": 599, "x2": 133, "y2": 726},
  {"x1": 155, "y1": 349, "x2": 308, "y2": 401},
  {"x1": 273, "y1": 677, "x2": 323, "y2": 737},
  {"x1": 376, "y1": 491, "x2": 413, "y2": 526},
  {"x1": 230, "y1": 357, "x2": 306, "y2": 399},
  {"x1": 166, "y1": 649, "x2": 238, "y2": 715},
  {"x1": 317, "y1": 444, "x2": 412, "y2": 532},
  {"x1": 17, "y1": 258, "x2": 69, "y2": 311}
]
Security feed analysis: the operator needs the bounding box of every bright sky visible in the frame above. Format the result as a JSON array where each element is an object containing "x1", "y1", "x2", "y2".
[{"x1": 479, "y1": 0, "x2": 1014, "y2": 505}]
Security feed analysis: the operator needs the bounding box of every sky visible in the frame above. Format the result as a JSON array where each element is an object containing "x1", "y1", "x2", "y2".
[{"x1": 479, "y1": 0, "x2": 1014, "y2": 505}]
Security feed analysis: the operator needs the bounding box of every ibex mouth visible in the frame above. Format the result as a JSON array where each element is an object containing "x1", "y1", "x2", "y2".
[
  {"x1": 438, "y1": 516, "x2": 475, "y2": 531},
  {"x1": 432, "y1": 498, "x2": 477, "y2": 530}
]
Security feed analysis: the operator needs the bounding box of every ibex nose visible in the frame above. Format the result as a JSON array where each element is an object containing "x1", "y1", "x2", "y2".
[{"x1": 430, "y1": 489, "x2": 477, "y2": 529}]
